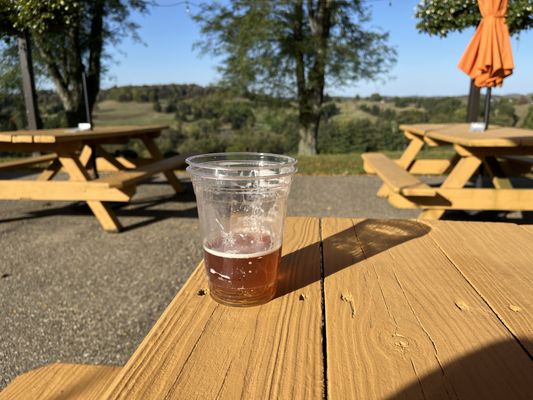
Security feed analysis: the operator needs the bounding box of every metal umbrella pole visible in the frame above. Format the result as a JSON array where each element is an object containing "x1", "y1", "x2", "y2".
[
  {"x1": 81, "y1": 65, "x2": 98, "y2": 178},
  {"x1": 484, "y1": 87, "x2": 492, "y2": 130}
]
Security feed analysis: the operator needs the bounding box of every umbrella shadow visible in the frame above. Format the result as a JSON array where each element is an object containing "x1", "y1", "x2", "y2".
[
  {"x1": 386, "y1": 339, "x2": 533, "y2": 399},
  {"x1": 276, "y1": 219, "x2": 430, "y2": 298}
]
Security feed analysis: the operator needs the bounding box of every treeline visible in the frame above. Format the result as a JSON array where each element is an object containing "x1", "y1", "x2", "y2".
[{"x1": 2, "y1": 83, "x2": 533, "y2": 156}]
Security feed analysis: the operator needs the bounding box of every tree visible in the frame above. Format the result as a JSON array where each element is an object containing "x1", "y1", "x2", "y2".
[
  {"x1": 415, "y1": 0, "x2": 532, "y2": 122},
  {"x1": 194, "y1": 0, "x2": 396, "y2": 155},
  {"x1": 0, "y1": 0, "x2": 148, "y2": 126},
  {"x1": 414, "y1": 0, "x2": 533, "y2": 38}
]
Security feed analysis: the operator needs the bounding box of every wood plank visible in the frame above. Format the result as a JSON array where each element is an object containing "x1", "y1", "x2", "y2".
[
  {"x1": 37, "y1": 159, "x2": 62, "y2": 181},
  {"x1": 425, "y1": 124, "x2": 533, "y2": 147},
  {"x1": 408, "y1": 158, "x2": 457, "y2": 175},
  {"x1": 0, "y1": 154, "x2": 57, "y2": 170},
  {"x1": 103, "y1": 217, "x2": 324, "y2": 399},
  {"x1": 0, "y1": 180, "x2": 133, "y2": 201},
  {"x1": 389, "y1": 188, "x2": 533, "y2": 211},
  {"x1": 399, "y1": 123, "x2": 449, "y2": 136},
  {"x1": 32, "y1": 125, "x2": 167, "y2": 143},
  {"x1": 141, "y1": 135, "x2": 184, "y2": 193},
  {"x1": 96, "y1": 154, "x2": 187, "y2": 189},
  {"x1": 418, "y1": 155, "x2": 482, "y2": 220},
  {"x1": 58, "y1": 154, "x2": 123, "y2": 232},
  {"x1": 426, "y1": 220, "x2": 533, "y2": 356},
  {"x1": 0, "y1": 363, "x2": 121, "y2": 400},
  {"x1": 362, "y1": 153, "x2": 436, "y2": 196},
  {"x1": 376, "y1": 136, "x2": 425, "y2": 197},
  {"x1": 521, "y1": 225, "x2": 533, "y2": 235},
  {"x1": 0, "y1": 142, "x2": 80, "y2": 153},
  {"x1": 322, "y1": 217, "x2": 533, "y2": 399}
]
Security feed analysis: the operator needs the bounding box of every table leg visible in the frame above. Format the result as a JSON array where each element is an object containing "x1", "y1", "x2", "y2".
[
  {"x1": 93, "y1": 144, "x2": 128, "y2": 172},
  {"x1": 58, "y1": 154, "x2": 123, "y2": 232},
  {"x1": 483, "y1": 156, "x2": 513, "y2": 189},
  {"x1": 141, "y1": 135, "x2": 184, "y2": 193},
  {"x1": 419, "y1": 156, "x2": 482, "y2": 220},
  {"x1": 37, "y1": 159, "x2": 62, "y2": 181}
]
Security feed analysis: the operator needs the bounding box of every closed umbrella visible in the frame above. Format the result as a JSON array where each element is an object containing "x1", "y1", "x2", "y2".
[{"x1": 458, "y1": 0, "x2": 514, "y2": 129}]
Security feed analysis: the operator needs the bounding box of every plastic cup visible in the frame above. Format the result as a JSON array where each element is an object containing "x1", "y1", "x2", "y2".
[{"x1": 186, "y1": 153, "x2": 297, "y2": 307}]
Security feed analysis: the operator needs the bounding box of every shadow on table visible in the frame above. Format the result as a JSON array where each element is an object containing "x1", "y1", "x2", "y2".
[
  {"x1": 276, "y1": 219, "x2": 430, "y2": 298},
  {"x1": 386, "y1": 339, "x2": 533, "y2": 399},
  {"x1": 0, "y1": 182, "x2": 198, "y2": 232}
]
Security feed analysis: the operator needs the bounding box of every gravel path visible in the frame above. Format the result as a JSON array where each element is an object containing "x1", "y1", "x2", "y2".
[{"x1": 0, "y1": 174, "x2": 529, "y2": 388}]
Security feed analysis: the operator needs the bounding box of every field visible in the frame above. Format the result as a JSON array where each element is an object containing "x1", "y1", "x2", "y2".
[{"x1": 93, "y1": 100, "x2": 177, "y2": 128}]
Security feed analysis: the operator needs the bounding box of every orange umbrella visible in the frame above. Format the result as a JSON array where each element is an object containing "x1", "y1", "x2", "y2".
[{"x1": 458, "y1": 0, "x2": 514, "y2": 88}]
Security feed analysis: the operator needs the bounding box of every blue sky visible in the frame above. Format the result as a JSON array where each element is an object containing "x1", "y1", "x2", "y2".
[{"x1": 102, "y1": 0, "x2": 533, "y2": 97}]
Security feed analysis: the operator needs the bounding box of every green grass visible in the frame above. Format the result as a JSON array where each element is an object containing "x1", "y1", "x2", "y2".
[
  {"x1": 93, "y1": 100, "x2": 177, "y2": 127},
  {"x1": 295, "y1": 148, "x2": 455, "y2": 175}
]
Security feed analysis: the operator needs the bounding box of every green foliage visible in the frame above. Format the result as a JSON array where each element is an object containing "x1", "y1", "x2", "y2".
[
  {"x1": 321, "y1": 102, "x2": 341, "y2": 122},
  {"x1": 317, "y1": 118, "x2": 405, "y2": 154},
  {"x1": 522, "y1": 106, "x2": 533, "y2": 129},
  {"x1": 193, "y1": 0, "x2": 396, "y2": 154},
  {"x1": 0, "y1": 0, "x2": 149, "y2": 125},
  {"x1": 490, "y1": 97, "x2": 518, "y2": 126},
  {"x1": 415, "y1": 0, "x2": 533, "y2": 37},
  {"x1": 153, "y1": 101, "x2": 162, "y2": 112}
]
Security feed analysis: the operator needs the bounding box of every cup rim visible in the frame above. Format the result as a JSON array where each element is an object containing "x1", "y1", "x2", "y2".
[
  {"x1": 186, "y1": 152, "x2": 296, "y2": 169},
  {"x1": 186, "y1": 152, "x2": 297, "y2": 180}
]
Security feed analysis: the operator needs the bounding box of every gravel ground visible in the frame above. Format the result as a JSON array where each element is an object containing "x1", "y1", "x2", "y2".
[{"x1": 0, "y1": 173, "x2": 530, "y2": 388}]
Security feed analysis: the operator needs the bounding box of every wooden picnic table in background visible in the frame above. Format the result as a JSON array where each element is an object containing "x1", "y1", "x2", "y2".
[
  {"x1": 363, "y1": 123, "x2": 533, "y2": 219},
  {"x1": 0, "y1": 125, "x2": 187, "y2": 232},
  {"x1": 3, "y1": 217, "x2": 532, "y2": 399}
]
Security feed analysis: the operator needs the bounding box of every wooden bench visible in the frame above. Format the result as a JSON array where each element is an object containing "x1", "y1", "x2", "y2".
[
  {"x1": 0, "y1": 153, "x2": 57, "y2": 171},
  {"x1": 95, "y1": 154, "x2": 187, "y2": 189},
  {"x1": 362, "y1": 153, "x2": 436, "y2": 197},
  {"x1": 0, "y1": 363, "x2": 120, "y2": 400}
]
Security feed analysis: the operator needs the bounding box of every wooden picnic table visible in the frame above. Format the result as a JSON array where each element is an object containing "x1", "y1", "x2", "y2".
[
  {"x1": 0, "y1": 125, "x2": 186, "y2": 232},
  {"x1": 3, "y1": 217, "x2": 532, "y2": 399},
  {"x1": 363, "y1": 123, "x2": 533, "y2": 219}
]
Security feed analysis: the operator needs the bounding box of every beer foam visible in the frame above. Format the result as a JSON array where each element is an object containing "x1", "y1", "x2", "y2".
[{"x1": 204, "y1": 245, "x2": 281, "y2": 259}]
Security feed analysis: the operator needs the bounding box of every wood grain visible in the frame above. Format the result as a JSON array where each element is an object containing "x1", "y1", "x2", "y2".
[
  {"x1": 0, "y1": 363, "x2": 120, "y2": 400},
  {"x1": 426, "y1": 220, "x2": 533, "y2": 356},
  {"x1": 322, "y1": 218, "x2": 533, "y2": 399},
  {"x1": 103, "y1": 217, "x2": 324, "y2": 399}
]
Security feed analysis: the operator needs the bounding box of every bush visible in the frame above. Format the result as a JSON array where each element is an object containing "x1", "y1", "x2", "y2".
[{"x1": 521, "y1": 105, "x2": 533, "y2": 129}]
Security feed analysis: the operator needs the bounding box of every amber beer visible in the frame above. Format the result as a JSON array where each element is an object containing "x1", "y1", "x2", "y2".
[
  {"x1": 187, "y1": 153, "x2": 295, "y2": 306},
  {"x1": 203, "y1": 231, "x2": 282, "y2": 306}
]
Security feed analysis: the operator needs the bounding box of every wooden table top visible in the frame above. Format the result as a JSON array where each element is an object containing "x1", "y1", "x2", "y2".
[
  {"x1": 0, "y1": 125, "x2": 167, "y2": 144},
  {"x1": 101, "y1": 217, "x2": 533, "y2": 399},
  {"x1": 400, "y1": 123, "x2": 533, "y2": 147}
]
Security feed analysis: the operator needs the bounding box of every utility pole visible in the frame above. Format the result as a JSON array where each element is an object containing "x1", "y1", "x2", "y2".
[{"x1": 18, "y1": 32, "x2": 42, "y2": 130}]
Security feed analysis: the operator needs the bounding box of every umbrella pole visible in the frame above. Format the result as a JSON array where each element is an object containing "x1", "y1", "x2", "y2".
[
  {"x1": 81, "y1": 65, "x2": 98, "y2": 178},
  {"x1": 484, "y1": 87, "x2": 492, "y2": 130}
]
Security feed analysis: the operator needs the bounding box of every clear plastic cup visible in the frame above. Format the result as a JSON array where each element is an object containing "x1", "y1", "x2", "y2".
[{"x1": 186, "y1": 153, "x2": 297, "y2": 307}]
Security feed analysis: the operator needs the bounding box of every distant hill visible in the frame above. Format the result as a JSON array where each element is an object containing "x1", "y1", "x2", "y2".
[{"x1": 2, "y1": 84, "x2": 532, "y2": 155}]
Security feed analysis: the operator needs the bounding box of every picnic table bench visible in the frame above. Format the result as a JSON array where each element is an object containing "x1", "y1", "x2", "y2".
[
  {"x1": 364, "y1": 123, "x2": 533, "y2": 219},
  {"x1": 0, "y1": 125, "x2": 186, "y2": 232},
  {"x1": 2, "y1": 217, "x2": 532, "y2": 399}
]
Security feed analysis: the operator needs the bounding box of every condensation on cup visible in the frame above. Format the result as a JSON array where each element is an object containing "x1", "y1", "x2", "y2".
[{"x1": 186, "y1": 153, "x2": 297, "y2": 307}]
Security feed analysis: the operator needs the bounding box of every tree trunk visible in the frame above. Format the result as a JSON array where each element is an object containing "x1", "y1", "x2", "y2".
[
  {"x1": 293, "y1": 0, "x2": 332, "y2": 155},
  {"x1": 298, "y1": 118, "x2": 319, "y2": 155}
]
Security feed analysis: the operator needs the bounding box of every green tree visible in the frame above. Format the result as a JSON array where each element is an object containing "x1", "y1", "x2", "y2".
[
  {"x1": 522, "y1": 106, "x2": 533, "y2": 129},
  {"x1": 415, "y1": 0, "x2": 533, "y2": 37},
  {"x1": 0, "y1": 0, "x2": 148, "y2": 126},
  {"x1": 194, "y1": 0, "x2": 395, "y2": 155}
]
